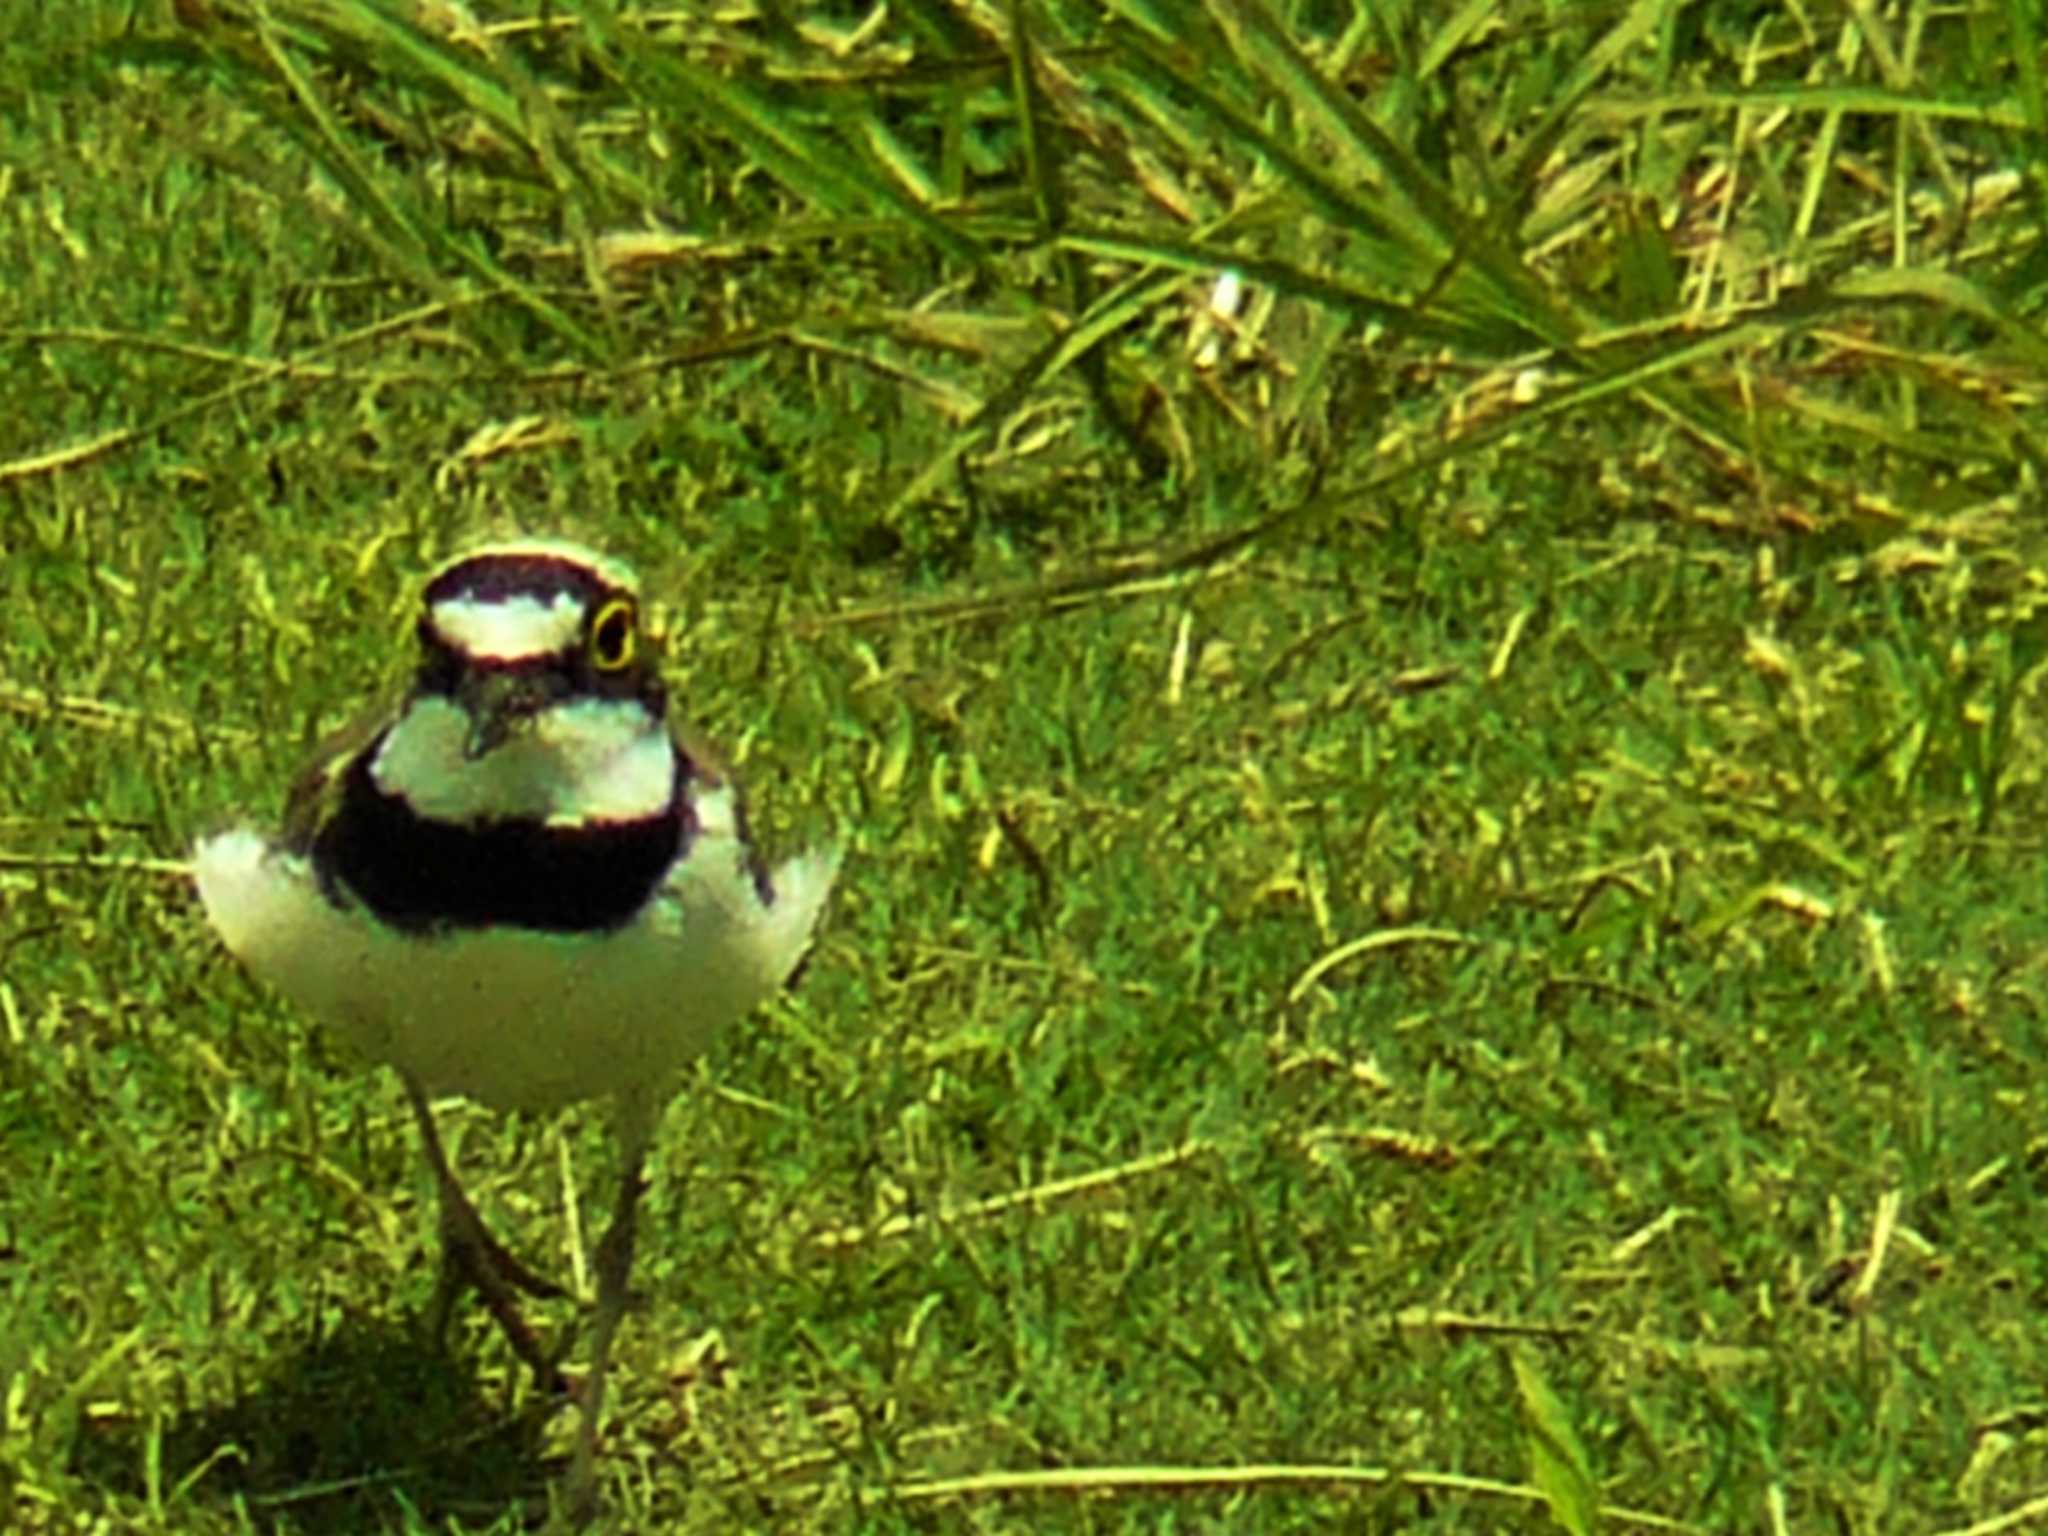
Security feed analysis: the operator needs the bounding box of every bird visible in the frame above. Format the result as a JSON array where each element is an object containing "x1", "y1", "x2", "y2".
[{"x1": 192, "y1": 537, "x2": 839, "y2": 1517}]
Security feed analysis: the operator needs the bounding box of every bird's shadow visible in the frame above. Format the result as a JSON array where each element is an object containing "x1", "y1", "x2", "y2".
[{"x1": 72, "y1": 1313, "x2": 560, "y2": 1533}]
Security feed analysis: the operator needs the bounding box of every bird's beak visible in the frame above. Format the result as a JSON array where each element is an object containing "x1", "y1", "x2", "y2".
[{"x1": 458, "y1": 670, "x2": 558, "y2": 760}]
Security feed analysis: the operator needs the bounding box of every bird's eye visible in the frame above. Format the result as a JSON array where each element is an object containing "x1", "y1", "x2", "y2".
[{"x1": 588, "y1": 597, "x2": 637, "y2": 672}]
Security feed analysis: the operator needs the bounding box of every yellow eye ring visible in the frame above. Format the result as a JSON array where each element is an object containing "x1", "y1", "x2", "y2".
[{"x1": 588, "y1": 597, "x2": 638, "y2": 672}]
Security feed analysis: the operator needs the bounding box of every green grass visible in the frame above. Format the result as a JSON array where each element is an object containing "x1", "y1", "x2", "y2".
[{"x1": 6, "y1": 0, "x2": 2048, "y2": 1530}]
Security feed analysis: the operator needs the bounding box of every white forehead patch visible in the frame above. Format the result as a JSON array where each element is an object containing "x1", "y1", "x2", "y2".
[{"x1": 430, "y1": 592, "x2": 585, "y2": 662}]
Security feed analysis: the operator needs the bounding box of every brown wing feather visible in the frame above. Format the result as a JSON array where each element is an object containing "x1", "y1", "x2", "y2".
[
  {"x1": 280, "y1": 693, "x2": 400, "y2": 854},
  {"x1": 670, "y1": 717, "x2": 775, "y2": 897}
]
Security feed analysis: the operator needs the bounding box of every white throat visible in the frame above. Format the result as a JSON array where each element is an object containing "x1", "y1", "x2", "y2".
[{"x1": 372, "y1": 695, "x2": 675, "y2": 825}]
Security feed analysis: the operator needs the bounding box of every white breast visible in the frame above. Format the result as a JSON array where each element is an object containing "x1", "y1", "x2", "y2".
[{"x1": 192, "y1": 812, "x2": 840, "y2": 1111}]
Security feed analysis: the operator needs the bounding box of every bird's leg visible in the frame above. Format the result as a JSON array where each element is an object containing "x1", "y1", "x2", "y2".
[
  {"x1": 564, "y1": 1097, "x2": 657, "y2": 1522},
  {"x1": 399, "y1": 1071, "x2": 570, "y2": 1395}
]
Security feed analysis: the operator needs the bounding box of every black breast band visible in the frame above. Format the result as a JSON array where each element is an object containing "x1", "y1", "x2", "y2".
[{"x1": 313, "y1": 741, "x2": 690, "y2": 934}]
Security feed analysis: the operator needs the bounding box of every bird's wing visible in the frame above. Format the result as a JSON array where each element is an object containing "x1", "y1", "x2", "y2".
[
  {"x1": 669, "y1": 714, "x2": 770, "y2": 877},
  {"x1": 279, "y1": 691, "x2": 401, "y2": 854}
]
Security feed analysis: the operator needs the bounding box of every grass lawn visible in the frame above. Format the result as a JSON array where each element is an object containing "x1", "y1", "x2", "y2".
[{"x1": 5, "y1": 0, "x2": 2048, "y2": 1530}]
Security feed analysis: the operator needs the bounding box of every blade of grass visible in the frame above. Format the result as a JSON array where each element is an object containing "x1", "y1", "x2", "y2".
[
  {"x1": 240, "y1": 5, "x2": 610, "y2": 359},
  {"x1": 564, "y1": 0, "x2": 991, "y2": 269},
  {"x1": 882, "y1": 267, "x2": 1189, "y2": 522}
]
